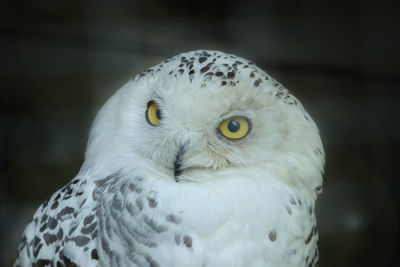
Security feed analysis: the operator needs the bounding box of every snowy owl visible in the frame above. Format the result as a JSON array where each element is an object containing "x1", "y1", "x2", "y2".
[{"x1": 14, "y1": 50, "x2": 325, "y2": 267}]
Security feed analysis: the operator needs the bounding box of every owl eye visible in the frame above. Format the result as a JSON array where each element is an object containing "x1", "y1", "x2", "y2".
[
  {"x1": 218, "y1": 116, "x2": 251, "y2": 140},
  {"x1": 146, "y1": 101, "x2": 162, "y2": 126}
]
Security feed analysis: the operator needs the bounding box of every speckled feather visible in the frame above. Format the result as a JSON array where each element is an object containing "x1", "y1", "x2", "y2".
[{"x1": 14, "y1": 50, "x2": 324, "y2": 267}]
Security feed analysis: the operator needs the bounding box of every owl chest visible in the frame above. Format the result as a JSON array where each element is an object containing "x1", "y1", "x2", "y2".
[{"x1": 104, "y1": 179, "x2": 314, "y2": 267}]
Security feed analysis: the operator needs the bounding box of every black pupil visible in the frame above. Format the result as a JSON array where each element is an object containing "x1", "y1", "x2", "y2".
[
  {"x1": 156, "y1": 108, "x2": 162, "y2": 120},
  {"x1": 228, "y1": 119, "x2": 240, "y2": 132}
]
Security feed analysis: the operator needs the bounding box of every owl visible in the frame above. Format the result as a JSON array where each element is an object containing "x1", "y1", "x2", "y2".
[{"x1": 14, "y1": 50, "x2": 325, "y2": 267}]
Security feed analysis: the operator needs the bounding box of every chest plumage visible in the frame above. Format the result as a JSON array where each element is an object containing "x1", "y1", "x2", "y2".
[{"x1": 95, "y1": 169, "x2": 318, "y2": 267}]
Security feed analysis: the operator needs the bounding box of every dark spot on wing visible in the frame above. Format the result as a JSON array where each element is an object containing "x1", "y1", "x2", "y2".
[
  {"x1": 147, "y1": 196, "x2": 157, "y2": 208},
  {"x1": 72, "y1": 236, "x2": 90, "y2": 247},
  {"x1": 91, "y1": 249, "x2": 99, "y2": 260},
  {"x1": 57, "y1": 228, "x2": 63, "y2": 240},
  {"x1": 43, "y1": 233, "x2": 58, "y2": 245},
  {"x1": 81, "y1": 222, "x2": 97, "y2": 235},
  {"x1": 145, "y1": 255, "x2": 161, "y2": 267},
  {"x1": 84, "y1": 215, "x2": 95, "y2": 225},
  {"x1": 183, "y1": 235, "x2": 192, "y2": 248},
  {"x1": 135, "y1": 198, "x2": 143, "y2": 210},
  {"x1": 56, "y1": 207, "x2": 75, "y2": 220},
  {"x1": 35, "y1": 259, "x2": 52, "y2": 267},
  {"x1": 268, "y1": 230, "x2": 277, "y2": 241},
  {"x1": 166, "y1": 214, "x2": 181, "y2": 224},
  {"x1": 48, "y1": 217, "x2": 58, "y2": 230},
  {"x1": 175, "y1": 233, "x2": 181, "y2": 245}
]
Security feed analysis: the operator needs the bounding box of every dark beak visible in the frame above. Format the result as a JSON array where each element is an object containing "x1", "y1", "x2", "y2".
[{"x1": 173, "y1": 144, "x2": 186, "y2": 182}]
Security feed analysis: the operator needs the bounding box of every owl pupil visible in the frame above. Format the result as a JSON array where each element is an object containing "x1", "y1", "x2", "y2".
[
  {"x1": 228, "y1": 120, "x2": 240, "y2": 132},
  {"x1": 156, "y1": 109, "x2": 162, "y2": 120}
]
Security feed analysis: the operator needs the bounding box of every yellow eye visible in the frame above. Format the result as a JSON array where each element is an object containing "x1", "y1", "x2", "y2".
[
  {"x1": 145, "y1": 101, "x2": 162, "y2": 126},
  {"x1": 218, "y1": 116, "x2": 251, "y2": 140}
]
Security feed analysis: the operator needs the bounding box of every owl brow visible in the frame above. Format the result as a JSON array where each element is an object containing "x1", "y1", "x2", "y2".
[{"x1": 148, "y1": 93, "x2": 163, "y2": 105}]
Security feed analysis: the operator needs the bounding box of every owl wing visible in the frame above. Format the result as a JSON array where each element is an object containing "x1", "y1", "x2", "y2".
[{"x1": 14, "y1": 174, "x2": 101, "y2": 267}]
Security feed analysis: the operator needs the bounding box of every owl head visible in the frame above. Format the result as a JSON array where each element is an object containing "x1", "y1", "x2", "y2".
[{"x1": 82, "y1": 50, "x2": 324, "y2": 194}]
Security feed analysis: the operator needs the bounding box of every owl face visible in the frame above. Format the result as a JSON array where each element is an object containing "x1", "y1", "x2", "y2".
[{"x1": 84, "y1": 51, "x2": 324, "y2": 190}]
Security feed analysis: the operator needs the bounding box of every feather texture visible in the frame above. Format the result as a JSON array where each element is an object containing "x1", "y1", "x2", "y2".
[{"x1": 14, "y1": 50, "x2": 324, "y2": 267}]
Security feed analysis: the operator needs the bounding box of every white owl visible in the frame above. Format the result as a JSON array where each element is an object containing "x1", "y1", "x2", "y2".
[{"x1": 14, "y1": 50, "x2": 325, "y2": 267}]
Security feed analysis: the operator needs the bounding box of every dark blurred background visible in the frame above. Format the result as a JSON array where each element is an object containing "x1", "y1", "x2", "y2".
[{"x1": 1, "y1": 0, "x2": 399, "y2": 266}]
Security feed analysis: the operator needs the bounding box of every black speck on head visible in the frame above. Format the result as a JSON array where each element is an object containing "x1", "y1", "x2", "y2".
[
  {"x1": 221, "y1": 81, "x2": 227, "y2": 86},
  {"x1": 227, "y1": 71, "x2": 235, "y2": 79},
  {"x1": 188, "y1": 69, "x2": 195, "y2": 75},
  {"x1": 215, "y1": 71, "x2": 223, "y2": 77},
  {"x1": 200, "y1": 65, "x2": 210, "y2": 73},
  {"x1": 253, "y1": 78, "x2": 262, "y2": 87},
  {"x1": 199, "y1": 57, "x2": 207, "y2": 63}
]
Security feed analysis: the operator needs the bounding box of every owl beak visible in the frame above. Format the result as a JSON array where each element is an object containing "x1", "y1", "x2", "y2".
[{"x1": 173, "y1": 144, "x2": 186, "y2": 182}]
